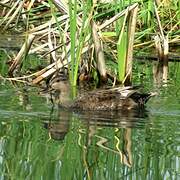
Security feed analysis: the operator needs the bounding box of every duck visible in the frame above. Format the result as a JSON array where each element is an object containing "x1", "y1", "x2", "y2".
[{"x1": 47, "y1": 79, "x2": 157, "y2": 111}]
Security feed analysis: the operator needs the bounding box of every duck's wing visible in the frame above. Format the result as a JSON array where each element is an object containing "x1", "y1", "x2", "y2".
[
  {"x1": 73, "y1": 86, "x2": 138, "y2": 108},
  {"x1": 72, "y1": 86, "x2": 156, "y2": 110},
  {"x1": 107, "y1": 86, "x2": 143, "y2": 99},
  {"x1": 112, "y1": 87, "x2": 138, "y2": 98},
  {"x1": 77, "y1": 86, "x2": 138, "y2": 100}
]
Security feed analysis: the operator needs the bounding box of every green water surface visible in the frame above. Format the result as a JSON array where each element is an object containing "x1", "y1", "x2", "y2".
[{"x1": 0, "y1": 61, "x2": 180, "y2": 179}]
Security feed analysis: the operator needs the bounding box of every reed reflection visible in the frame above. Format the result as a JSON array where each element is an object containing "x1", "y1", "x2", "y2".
[
  {"x1": 44, "y1": 101, "x2": 149, "y2": 170},
  {"x1": 77, "y1": 109, "x2": 148, "y2": 169}
]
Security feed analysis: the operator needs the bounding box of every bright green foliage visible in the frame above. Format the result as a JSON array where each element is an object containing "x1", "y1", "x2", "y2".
[
  {"x1": 68, "y1": 0, "x2": 92, "y2": 86},
  {"x1": 68, "y1": 0, "x2": 77, "y2": 84},
  {"x1": 117, "y1": 30, "x2": 127, "y2": 82}
]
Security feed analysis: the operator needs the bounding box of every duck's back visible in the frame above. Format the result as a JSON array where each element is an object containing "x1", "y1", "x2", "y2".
[{"x1": 71, "y1": 86, "x2": 143, "y2": 111}]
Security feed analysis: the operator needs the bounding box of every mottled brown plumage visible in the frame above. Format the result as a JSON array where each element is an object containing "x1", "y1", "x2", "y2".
[
  {"x1": 71, "y1": 86, "x2": 155, "y2": 110},
  {"x1": 48, "y1": 81, "x2": 156, "y2": 111}
]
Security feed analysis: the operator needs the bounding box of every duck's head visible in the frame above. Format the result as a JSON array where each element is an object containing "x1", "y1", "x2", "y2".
[{"x1": 49, "y1": 80, "x2": 73, "y2": 106}]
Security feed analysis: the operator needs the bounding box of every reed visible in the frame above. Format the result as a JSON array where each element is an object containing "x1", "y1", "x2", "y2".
[
  {"x1": 72, "y1": 1, "x2": 92, "y2": 86},
  {"x1": 0, "y1": 0, "x2": 179, "y2": 86},
  {"x1": 68, "y1": 0, "x2": 77, "y2": 84},
  {"x1": 117, "y1": 18, "x2": 127, "y2": 83}
]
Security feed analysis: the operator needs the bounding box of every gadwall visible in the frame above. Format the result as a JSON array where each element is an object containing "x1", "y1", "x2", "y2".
[{"x1": 49, "y1": 81, "x2": 156, "y2": 111}]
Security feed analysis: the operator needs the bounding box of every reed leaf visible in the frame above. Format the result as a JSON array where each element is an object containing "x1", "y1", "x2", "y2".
[
  {"x1": 117, "y1": 31, "x2": 127, "y2": 82},
  {"x1": 68, "y1": 0, "x2": 77, "y2": 84},
  {"x1": 117, "y1": 12, "x2": 128, "y2": 82}
]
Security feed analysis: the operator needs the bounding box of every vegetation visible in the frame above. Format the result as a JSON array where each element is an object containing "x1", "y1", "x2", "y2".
[{"x1": 0, "y1": 0, "x2": 179, "y2": 87}]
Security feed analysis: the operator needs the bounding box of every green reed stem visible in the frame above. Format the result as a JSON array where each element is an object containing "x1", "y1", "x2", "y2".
[
  {"x1": 70, "y1": 1, "x2": 92, "y2": 86},
  {"x1": 68, "y1": 0, "x2": 77, "y2": 84}
]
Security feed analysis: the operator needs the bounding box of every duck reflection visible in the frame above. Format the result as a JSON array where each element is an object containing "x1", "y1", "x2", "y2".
[
  {"x1": 43, "y1": 102, "x2": 149, "y2": 168},
  {"x1": 43, "y1": 98, "x2": 148, "y2": 141},
  {"x1": 43, "y1": 108, "x2": 71, "y2": 141}
]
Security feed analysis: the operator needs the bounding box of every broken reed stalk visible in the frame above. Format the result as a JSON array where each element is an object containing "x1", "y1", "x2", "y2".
[
  {"x1": 47, "y1": 21, "x2": 57, "y2": 62},
  {"x1": 117, "y1": 3, "x2": 138, "y2": 85},
  {"x1": 28, "y1": 15, "x2": 69, "y2": 34},
  {"x1": 154, "y1": 2, "x2": 169, "y2": 84},
  {"x1": 51, "y1": 0, "x2": 68, "y2": 14},
  {"x1": 162, "y1": 36, "x2": 168, "y2": 82},
  {"x1": 32, "y1": 3, "x2": 139, "y2": 85},
  {"x1": 91, "y1": 20, "x2": 107, "y2": 81},
  {"x1": 0, "y1": 0, "x2": 21, "y2": 27},
  {"x1": 3, "y1": 0, "x2": 25, "y2": 30},
  {"x1": 153, "y1": 35, "x2": 163, "y2": 85},
  {"x1": 99, "y1": 3, "x2": 138, "y2": 30},
  {"x1": 32, "y1": 45, "x2": 90, "y2": 84},
  {"x1": 117, "y1": 10, "x2": 128, "y2": 83},
  {"x1": 124, "y1": 4, "x2": 139, "y2": 85},
  {"x1": 154, "y1": 35, "x2": 169, "y2": 85},
  {"x1": 0, "y1": 2, "x2": 11, "y2": 8},
  {"x1": 8, "y1": 34, "x2": 35, "y2": 75}
]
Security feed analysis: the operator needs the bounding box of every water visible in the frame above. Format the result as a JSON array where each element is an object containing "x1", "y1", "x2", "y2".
[{"x1": 0, "y1": 65, "x2": 180, "y2": 179}]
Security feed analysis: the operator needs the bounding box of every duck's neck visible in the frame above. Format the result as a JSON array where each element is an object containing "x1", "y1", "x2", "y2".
[
  {"x1": 51, "y1": 81, "x2": 74, "y2": 107},
  {"x1": 59, "y1": 91, "x2": 73, "y2": 107}
]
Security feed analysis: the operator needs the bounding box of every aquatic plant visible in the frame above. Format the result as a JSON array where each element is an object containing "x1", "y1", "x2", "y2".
[{"x1": 0, "y1": 0, "x2": 179, "y2": 86}]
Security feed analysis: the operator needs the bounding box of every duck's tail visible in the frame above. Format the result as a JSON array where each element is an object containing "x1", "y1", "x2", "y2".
[
  {"x1": 144, "y1": 92, "x2": 158, "y2": 103},
  {"x1": 130, "y1": 92, "x2": 158, "y2": 105}
]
